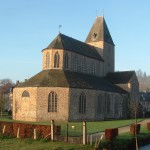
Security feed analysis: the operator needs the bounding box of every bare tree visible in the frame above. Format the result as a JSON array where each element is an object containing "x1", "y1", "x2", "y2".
[
  {"x1": 0, "y1": 81, "x2": 13, "y2": 117},
  {"x1": 0, "y1": 78, "x2": 12, "y2": 85},
  {"x1": 129, "y1": 99, "x2": 142, "y2": 150},
  {"x1": 0, "y1": 92, "x2": 4, "y2": 117}
]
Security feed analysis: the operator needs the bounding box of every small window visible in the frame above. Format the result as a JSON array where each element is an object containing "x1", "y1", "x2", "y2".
[
  {"x1": 79, "y1": 93, "x2": 86, "y2": 114},
  {"x1": 114, "y1": 96, "x2": 119, "y2": 114},
  {"x1": 106, "y1": 94, "x2": 111, "y2": 113},
  {"x1": 46, "y1": 52, "x2": 50, "y2": 68},
  {"x1": 64, "y1": 53, "x2": 69, "y2": 69},
  {"x1": 74, "y1": 56, "x2": 78, "y2": 70},
  {"x1": 22, "y1": 91, "x2": 30, "y2": 97},
  {"x1": 54, "y1": 52, "x2": 60, "y2": 68},
  {"x1": 48, "y1": 92, "x2": 57, "y2": 112},
  {"x1": 71, "y1": 55, "x2": 78, "y2": 71},
  {"x1": 97, "y1": 95, "x2": 103, "y2": 114}
]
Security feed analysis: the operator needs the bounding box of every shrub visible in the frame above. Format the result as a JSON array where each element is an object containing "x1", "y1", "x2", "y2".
[
  {"x1": 0, "y1": 121, "x2": 60, "y2": 140},
  {"x1": 147, "y1": 122, "x2": 150, "y2": 130},
  {"x1": 0, "y1": 121, "x2": 13, "y2": 136},
  {"x1": 105, "y1": 128, "x2": 118, "y2": 141},
  {"x1": 130, "y1": 124, "x2": 140, "y2": 135}
]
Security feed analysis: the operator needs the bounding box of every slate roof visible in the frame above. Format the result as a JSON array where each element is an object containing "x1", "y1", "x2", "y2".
[
  {"x1": 17, "y1": 70, "x2": 127, "y2": 94},
  {"x1": 43, "y1": 33, "x2": 103, "y2": 61},
  {"x1": 140, "y1": 92, "x2": 150, "y2": 101},
  {"x1": 85, "y1": 16, "x2": 114, "y2": 45},
  {"x1": 106, "y1": 71, "x2": 135, "y2": 84}
]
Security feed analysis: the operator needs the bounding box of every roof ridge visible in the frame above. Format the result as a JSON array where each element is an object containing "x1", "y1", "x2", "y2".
[
  {"x1": 58, "y1": 33, "x2": 65, "y2": 49},
  {"x1": 44, "y1": 33, "x2": 104, "y2": 61}
]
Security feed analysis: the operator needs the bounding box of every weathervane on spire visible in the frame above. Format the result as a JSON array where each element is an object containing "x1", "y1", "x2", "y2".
[{"x1": 59, "y1": 25, "x2": 62, "y2": 33}]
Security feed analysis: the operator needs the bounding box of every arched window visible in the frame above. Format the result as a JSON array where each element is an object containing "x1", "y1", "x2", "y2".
[
  {"x1": 48, "y1": 92, "x2": 57, "y2": 112},
  {"x1": 79, "y1": 93, "x2": 86, "y2": 114},
  {"x1": 81, "y1": 60, "x2": 83, "y2": 72},
  {"x1": 77, "y1": 59, "x2": 81, "y2": 71},
  {"x1": 64, "y1": 53, "x2": 69, "y2": 69},
  {"x1": 97, "y1": 95, "x2": 103, "y2": 114},
  {"x1": 83, "y1": 58, "x2": 87, "y2": 73},
  {"x1": 54, "y1": 52, "x2": 60, "y2": 68},
  {"x1": 91, "y1": 63, "x2": 96, "y2": 75},
  {"x1": 46, "y1": 52, "x2": 50, "y2": 68},
  {"x1": 106, "y1": 94, "x2": 111, "y2": 114},
  {"x1": 22, "y1": 90, "x2": 30, "y2": 97},
  {"x1": 114, "y1": 96, "x2": 119, "y2": 114},
  {"x1": 74, "y1": 56, "x2": 78, "y2": 70},
  {"x1": 97, "y1": 64, "x2": 100, "y2": 75}
]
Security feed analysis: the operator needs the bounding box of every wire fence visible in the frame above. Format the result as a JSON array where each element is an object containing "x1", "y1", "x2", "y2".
[{"x1": 55, "y1": 122, "x2": 83, "y2": 137}]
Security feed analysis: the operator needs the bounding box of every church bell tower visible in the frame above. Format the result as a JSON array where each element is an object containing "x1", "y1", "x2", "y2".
[{"x1": 85, "y1": 16, "x2": 115, "y2": 76}]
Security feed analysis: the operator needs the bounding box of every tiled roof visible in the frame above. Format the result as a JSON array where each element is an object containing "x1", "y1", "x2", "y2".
[
  {"x1": 17, "y1": 70, "x2": 127, "y2": 94},
  {"x1": 106, "y1": 71, "x2": 135, "y2": 84},
  {"x1": 43, "y1": 33, "x2": 104, "y2": 61},
  {"x1": 85, "y1": 16, "x2": 114, "y2": 45},
  {"x1": 140, "y1": 92, "x2": 150, "y2": 101}
]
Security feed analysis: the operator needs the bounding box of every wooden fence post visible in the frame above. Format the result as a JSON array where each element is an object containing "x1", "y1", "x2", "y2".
[
  {"x1": 90, "y1": 135, "x2": 93, "y2": 146},
  {"x1": 34, "y1": 128, "x2": 37, "y2": 140},
  {"x1": 51, "y1": 120, "x2": 54, "y2": 141},
  {"x1": 17, "y1": 127, "x2": 20, "y2": 138},
  {"x1": 83, "y1": 121, "x2": 87, "y2": 145},
  {"x1": 2, "y1": 125, "x2": 6, "y2": 134}
]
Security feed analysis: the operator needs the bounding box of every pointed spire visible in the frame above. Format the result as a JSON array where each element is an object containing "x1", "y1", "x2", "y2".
[{"x1": 85, "y1": 16, "x2": 114, "y2": 45}]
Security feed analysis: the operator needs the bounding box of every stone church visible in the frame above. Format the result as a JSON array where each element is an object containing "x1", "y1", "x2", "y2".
[{"x1": 12, "y1": 16, "x2": 139, "y2": 122}]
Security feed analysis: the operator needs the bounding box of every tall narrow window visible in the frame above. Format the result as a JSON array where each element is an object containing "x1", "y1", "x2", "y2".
[
  {"x1": 106, "y1": 94, "x2": 111, "y2": 114},
  {"x1": 77, "y1": 59, "x2": 81, "y2": 71},
  {"x1": 48, "y1": 92, "x2": 57, "y2": 112},
  {"x1": 83, "y1": 58, "x2": 87, "y2": 73},
  {"x1": 114, "y1": 96, "x2": 119, "y2": 114},
  {"x1": 97, "y1": 95, "x2": 103, "y2": 114},
  {"x1": 64, "y1": 53, "x2": 69, "y2": 69},
  {"x1": 104, "y1": 94, "x2": 106, "y2": 113},
  {"x1": 74, "y1": 56, "x2": 78, "y2": 70},
  {"x1": 81, "y1": 60, "x2": 83, "y2": 72},
  {"x1": 79, "y1": 93, "x2": 86, "y2": 114},
  {"x1": 54, "y1": 52, "x2": 60, "y2": 68},
  {"x1": 46, "y1": 52, "x2": 50, "y2": 68}
]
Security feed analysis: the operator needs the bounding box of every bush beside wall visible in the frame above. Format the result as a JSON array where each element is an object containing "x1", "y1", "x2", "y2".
[
  {"x1": 147, "y1": 122, "x2": 150, "y2": 131},
  {"x1": 130, "y1": 124, "x2": 140, "y2": 135},
  {"x1": 105, "y1": 128, "x2": 118, "y2": 140},
  {"x1": 0, "y1": 121, "x2": 60, "y2": 139}
]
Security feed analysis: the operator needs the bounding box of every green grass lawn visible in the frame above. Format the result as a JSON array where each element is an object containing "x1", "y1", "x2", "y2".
[
  {"x1": 55, "y1": 119, "x2": 143, "y2": 136},
  {"x1": 0, "y1": 138, "x2": 94, "y2": 150}
]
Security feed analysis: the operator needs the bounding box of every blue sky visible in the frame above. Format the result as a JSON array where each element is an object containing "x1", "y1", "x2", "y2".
[{"x1": 0, "y1": 0, "x2": 150, "y2": 83}]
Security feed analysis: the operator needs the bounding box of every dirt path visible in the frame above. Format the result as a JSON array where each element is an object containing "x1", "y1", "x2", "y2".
[
  {"x1": 118, "y1": 118, "x2": 150, "y2": 134},
  {"x1": 89, "y1": 119, "x2": 150, "y2": 143}
]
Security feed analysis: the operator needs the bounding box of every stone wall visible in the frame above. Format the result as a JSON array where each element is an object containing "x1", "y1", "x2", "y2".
[
  {"x1": 69, "y1": 88, "x2": 125, "y2": 121},
  {"x1": 103, "y1": 42, "x2": 114, "y2": 75},
  {"x1": 13, "y1": 86, "x2": 128, "y2": 122},
  {"x1": 130, "y1": 73, "x2": 139, "y2": 100},
  {"x1": 87, "y1": 41, "x2": 114, "y2": 76},
  {"x1": 13, "y1": 87, "x2": 38, "y2": 121},
  {"x1": 36, "y1": 87, "x2": 69, "y2": 122},
  {"x1": 13, "y1": 87, "x2": 70, "y2": 122},
  {"x1": 42, "y1": 49, "x2": 64, "y2": 70},
  {"x1": 42, "y1": 48, "x2": 103, "y2": 77}
]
